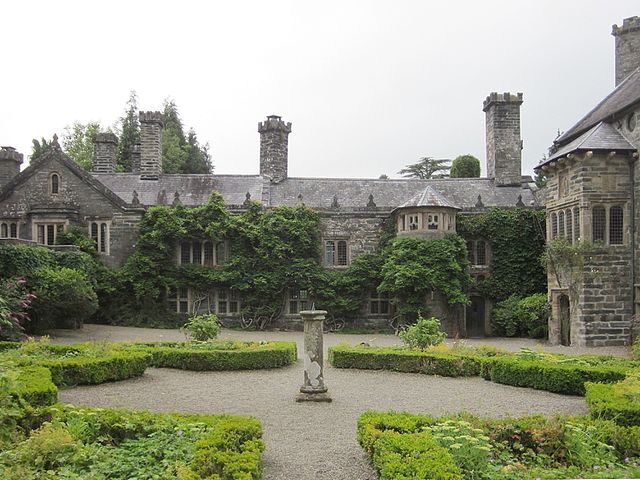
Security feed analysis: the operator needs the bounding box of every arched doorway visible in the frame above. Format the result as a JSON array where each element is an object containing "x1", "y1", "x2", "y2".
[
  {"x1": 559, "y1": 294, "x2": 571, "y2": 346},
  {"x1": 465, "y1": 295, "x2": 485, "y2": 337}
]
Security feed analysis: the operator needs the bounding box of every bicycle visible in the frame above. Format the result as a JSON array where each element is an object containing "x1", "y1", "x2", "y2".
[{"x1": 323, "y1": 314, "x2": 346, "y2": 334}]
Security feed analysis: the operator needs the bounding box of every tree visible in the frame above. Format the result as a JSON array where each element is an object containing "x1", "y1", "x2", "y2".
[
  {"x1": 398, "y1": 157, "x2": 450, "y2": 179},
  {"x1": 62, "y1": 121, "x2": 102, "y2": 170},
  {"x1": 450, "y1": 154, "x2": 480, "y2": 178},
  {"x1": 30, "y1": 137, "x2": 54, "y2": 164},
  {"x1": 534, "y1": 154, "x2": 548, "y2": 188},
  {"x1": 116, "y1": 91, "x2": 140, "y2": 172},
  {"x1": 162, "y1": 98, "x2": 212, "y2": 174}
]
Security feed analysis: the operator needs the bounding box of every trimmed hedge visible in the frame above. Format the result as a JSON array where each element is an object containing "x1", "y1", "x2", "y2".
[
  {"x1": 120, "y1": 341, "x2": 297, "y2": 371},
  {"x1": 481, "y1": 357, "x2": 627, "y2": 396},
  {"x1": 329, "y1": 345, "x2": 482, "y2": 377},
  {"x1": 12, "y1": 366, "x2": 58, "y2": 406},
  {"x1": 586, "y1": 378, "x2": 640, "y2": 426},
  {"x1": 0, "y1": 341, "x2": 20, "y2": 352},
  {"x1": 36, "y1": 351, "x2": 151, "y2": 387}
]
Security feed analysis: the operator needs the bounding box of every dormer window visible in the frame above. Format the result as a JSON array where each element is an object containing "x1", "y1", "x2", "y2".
[{"x1": 50, "y1": 173, "x2": 60, "y2": 194}]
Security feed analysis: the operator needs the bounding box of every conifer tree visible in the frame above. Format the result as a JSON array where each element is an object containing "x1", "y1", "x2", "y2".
[{"x1": 116, "y1": 91, "x2": 141, "y2": 172}]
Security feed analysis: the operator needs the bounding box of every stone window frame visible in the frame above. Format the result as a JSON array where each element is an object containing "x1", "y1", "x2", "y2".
[
  {"x1": 88, "y1": 220, "x2": 111, "y2": 255},
  {"x1": 467, "y1": 239, "x2": 490, "y2": 267},
  {"x1": 368, "y1": 288, "x2": 391, "y2": 315},
  {"x1": 0, "y1": 221, "x2": 18, "y2": 239},
  {"x1": 49, "y1": 172, "x2": 61, "y2": 195},
  {"x1": 590, "y1": 204, "x2": 626, "y2": 246},
  {"x1": 550, "y1": 212, "x2": 558, "y2": 239},
  {"x1": 324, "y1": 239, "x2": 349, "y2": 267},
  {"x1": 32, "y1": 219, "x2": 67, "y2": 246},
  {"x1": 168, "y1": 286, "x2": 191, "y2": 314},
  {"x1": 549, "y1": 205, "x2": 580, "y2": 243},
  {"x1": 177, "y1": 239, "x2": 229, "y2": 266},
  {"x1": 287, "y1": 287, "x2": 310, "y2": 315}
]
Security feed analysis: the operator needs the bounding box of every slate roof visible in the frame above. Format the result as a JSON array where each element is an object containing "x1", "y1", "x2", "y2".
[
  {"x1": 269, "y1": 177, "x2": 537, "y2": 210},
  {"x1": 543, "y1": 122, "x2": 636, "y2": 164},
  {"x1": 92, "y1": 173, "x2": 266, "y2": 206},
  {"x1": 396, "y1": 185, "x2": 460, "y2": 210},
  {"x1": 555, "y1": 67, "x2": 640, "y2": 145}
]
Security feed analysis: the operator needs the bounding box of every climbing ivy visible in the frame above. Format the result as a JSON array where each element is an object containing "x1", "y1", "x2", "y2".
[{"x1": 457, "y1": 208, "x2": 547, "y2": 302}]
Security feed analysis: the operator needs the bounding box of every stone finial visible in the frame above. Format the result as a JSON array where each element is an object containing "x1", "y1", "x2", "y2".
[
  {"x1": 244, "y1": 192, "x2": 252, "y2": 205},
  {"x1": 258, "y1": 115, "x2": 292, "y2": 184},
  {"x1": 131, "y1": 190, "x2": 140, "y2": 205},
  {"x1": 331, "y1": 195, "x2": 340, "y2": 208},
  {"x1": 51, "y1": 134, "x2": 61, "y2": 150},
  {"x1": 157, "y1": 189, "x2": 167, "y2": 205},
  {"x1": 139, "y1": 111, "x2": 164, "y2": 180},
  {"x1": 516, "y1": 194, "x2": 525, "y2": 207},
  {"x1": 475, "y1": 194, "x2": 484, "y2": 207},
  {"x1": 367, "y1": 194, "x2": 376, "y2": 207},
  {"x1": 92, "y1": 132, "x2": 118, "y2": 173},
  {"x1": 172, "y1": 191, "x2": 181, "y2": 207},
  {"x1": 612, "y1": 16, "x2": 640, "y2": 86}
]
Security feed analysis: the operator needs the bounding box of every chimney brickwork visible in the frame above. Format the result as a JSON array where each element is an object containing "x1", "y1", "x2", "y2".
[
  {"x1": 483, "y1": 92, "x2": 523, "y2": 187},
  {"x1": 92, "y1": 132, "x2": 118, "y2": 173},
  {"x1": 139, "y1": 111, "x2": 164, "y2": 180},
  {"x1": 258, "y1": 115, "x2": 291, "y2": 184},
  {"x1": 0, "y1": 146, "x2": 23, "y2": 190},
  {"x1": 612, "y1": 16, "x2": 640, "y2": 87}
]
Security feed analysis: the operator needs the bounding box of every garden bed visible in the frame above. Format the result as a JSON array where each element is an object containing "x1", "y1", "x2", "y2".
[{"x1": 358, "y1": 411, "x2": 640, "y2": 480}]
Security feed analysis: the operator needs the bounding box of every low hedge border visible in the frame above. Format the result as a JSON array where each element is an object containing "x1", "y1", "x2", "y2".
[
  {"x1": 481, "y1": 357, "x2": 627, "y2": 396},
  {"x1": 12, "y1": 366, "x2": 58, "y2": 407},
  {"x1": 585, "y1": 377, "x2": 640, "y2": 426},
  {"x1": 119, "y1": 341, "x2": 297, "y2": 371},
  {"x1": 329, "y1": 345, "x2": 482, "y2": 377},
  {"x1": 34, "y1": 351, "x2": 151, "y2": 387},
  {"x1": 330, "y1": 345, "x2": 630, "y2": 396}
]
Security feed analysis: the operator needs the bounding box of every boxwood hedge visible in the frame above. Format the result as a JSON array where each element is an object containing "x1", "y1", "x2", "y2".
[
  {"x1": 586, "y1": 376, "x2": 640, "y2": 426},
  {"x1": 119, "y1": 341, "x2": 297, "y2": 371},
  {"x1": 12, "y1": 366, "x2": 58, "y2": 407}
]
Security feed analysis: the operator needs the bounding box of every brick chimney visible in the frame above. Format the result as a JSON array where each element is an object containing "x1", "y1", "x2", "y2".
[
  {"x1": 92, "y1": 132, "x2": 118, "y2": 173},
  {"x1": 0, "y1": 146, "x2": 23, "y2": 189},
  {"x1": 258, "y1": 115, "x2": 291, "y2": 184},
  {"x1": 139, "y1": 111, "x2": 164, "y2": 180},
  {"x1": 612, "y1": 16, "x2": 640, "y2": 87},
  {"x1": 483, "y1": 92, "x2": 523, "y2": 187}
]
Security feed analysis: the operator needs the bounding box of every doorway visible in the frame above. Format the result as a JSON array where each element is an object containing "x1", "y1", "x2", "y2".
[
  {"x1": 466, "y1": 295, "x2": 485, "y2": 337},
  {"x1": 559, "y1": 294, "x2": 571, "y2": 346}
]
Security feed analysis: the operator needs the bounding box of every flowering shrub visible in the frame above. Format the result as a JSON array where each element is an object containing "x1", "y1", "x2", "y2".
[{"x1": 0, "y1": 277, "x2": 35, "y2": 341}]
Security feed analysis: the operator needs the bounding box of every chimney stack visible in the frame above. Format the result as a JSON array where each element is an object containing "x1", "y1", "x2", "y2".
[
  {"x1": 483, "y1": 92, "x2": 523, "y2": 187},
  {"x1": 612, "y1": 17, "x2": 640, "y2": 87},
  {"x1": 258, "y1": 115, "x2": 291, "y2": 184},
  {"x1": 0, "y1": 146, "x2": 23, "y2": 190},
  {"x1": 92, "y1": 132, "x2": 118, "y2": 173},
  {"x1": 130, "y1": 143, "x2": 141, "y2": 173},
  {"x1": 139, "y1": 111, "x2": 164, "y2": 180}
]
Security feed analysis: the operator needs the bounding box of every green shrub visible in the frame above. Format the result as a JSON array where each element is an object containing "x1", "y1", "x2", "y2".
[
  {"x1": 586, "y1": 374, "x2": 640, "y2": 426},
  {"x1": 330, "y1": 344, "x2": 483, "y2": 377},
  {"x1": 481, "y1": 356, "x2": 627, "y2": 395},
  {"x1": 30, "y1": 267, "x2": 98, "y2": 329},
  {"x1": 122, "y1": 341, "x2": 297, "y2": 371},
  {"x1": 399, "y1": 316, "x2": 447, "y2": 350},
  {"x1": 492, "y1": 293, "x2": 549, "y2": 338},
  {"x1": 357, "y1": 411, "x2": 435, "y2": 456},
  {"x1": 181, "y1": 313, "x2": 221, "y2": 341},
  {"x1": 12, "y1": 366, "x2": 58, "y2": 406}
]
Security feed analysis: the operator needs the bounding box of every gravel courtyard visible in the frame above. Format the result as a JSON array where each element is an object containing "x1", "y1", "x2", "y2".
[{"x1": 52, "y1": 325, "x2": 630, "y2": 480}]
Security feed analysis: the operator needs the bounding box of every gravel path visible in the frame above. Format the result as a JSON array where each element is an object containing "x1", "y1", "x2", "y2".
[{"x1": 51, "y1": 324, "x2": 630, "y2": 480}]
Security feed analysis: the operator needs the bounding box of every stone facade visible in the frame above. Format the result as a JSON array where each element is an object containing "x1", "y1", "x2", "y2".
[
  {"x1": 537, "y1": 15, "x2": 640, "y2": 346},
  {"x1": 1, "y1": 102, "x2": 537, "y2": 334}
]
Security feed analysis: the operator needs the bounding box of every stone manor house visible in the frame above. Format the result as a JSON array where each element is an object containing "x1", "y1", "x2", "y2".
[
  {"x1": 535, "y1": 16, "x2": 640, "y2": 347},
  {"x1": 4, "y1": 16, "x2": 637, "y2": 344},
  {"x1": 0, "y1": 95, "x2": 535, "y2": 337}
]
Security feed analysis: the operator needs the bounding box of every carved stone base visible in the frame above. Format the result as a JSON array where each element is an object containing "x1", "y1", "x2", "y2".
[{"x1": 296, "y1": 392, "x2": 332, "y2": 403}]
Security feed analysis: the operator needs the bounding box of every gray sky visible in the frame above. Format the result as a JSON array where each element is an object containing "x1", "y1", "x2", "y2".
[{"x1": 2, "y1": 1, "x2": 638, "y2": 179}]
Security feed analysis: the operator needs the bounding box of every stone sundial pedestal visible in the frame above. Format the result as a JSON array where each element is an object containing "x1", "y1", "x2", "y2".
[{"x1": 296, "y1": 310, "x2": 332, "y2": 402}]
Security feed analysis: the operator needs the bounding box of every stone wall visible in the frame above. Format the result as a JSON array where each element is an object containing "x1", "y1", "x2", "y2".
[
  {"x1": 0, "y1": 154, "x2": 142, "y2": 266},
  {"x1": 258, "y1": 116, "x2": 291, "y2": 184},
  {"x1": 139, "y1": 111, "x2": 163, "y2": 180}
]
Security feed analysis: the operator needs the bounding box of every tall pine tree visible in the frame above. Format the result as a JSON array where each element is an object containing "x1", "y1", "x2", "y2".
[{"x1": 116, "y1": 91, "x2": 141, "y2": 172}]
